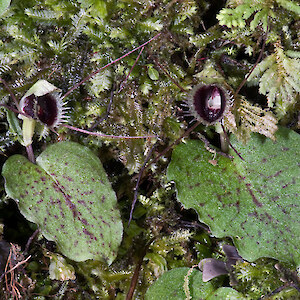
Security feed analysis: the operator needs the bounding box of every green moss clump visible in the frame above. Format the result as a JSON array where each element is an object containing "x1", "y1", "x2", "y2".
[
  {"x1": 0, "y1": 0, "x2": 299, "y2": 299},
  {"x1": 233, "y1": 259, "x2": 300, "y2": 299}
]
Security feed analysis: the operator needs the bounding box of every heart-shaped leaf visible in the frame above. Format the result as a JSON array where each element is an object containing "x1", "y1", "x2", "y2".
[
  {"x1": 0, "y1": 0, "x2": 11, "y2": 16},
  {"x1": 167, "y1": 127, "x2": 299, "y2": 265},
  {"x1": 2, "y1": 141, "x2": 123, "y2": 263},
  {"x1": 145, "y1": 268, "x2": 245, "y2": 299},
  {"x1": 206, "y1": 287, "x2": 246, "y2": 299}
]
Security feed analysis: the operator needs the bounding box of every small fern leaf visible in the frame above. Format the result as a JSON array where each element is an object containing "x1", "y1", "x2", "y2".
[
  {"x1": 250, "y1": 8, "x2": 273, "y2": 32},
  {"x1": 276, "y1": 0, "x2": 300, "y2": 14},
  {"x1": 138, "y1": 18, "x2": 163, "y2": 33},
  {"x1": 248, "y1": 44, "x2": 300, "y2": 117},
  {"x1": 25, "y1": 8, "x2": 62, "y2": 21},
  {"x1": 217, "y1": 4, "x2": 256, "y2": 28},
  {"x1": 0, "y1": 63, "x2": 10, "y2": 75},
  {"x1": 88, "y1": 69, "x2": 112, "y2": 97},
  {"x1": 225, "y1": 98, "x2": 278, "y2": 142},
  {"x1": 71, "y1": 9, "x2": 88, "y2": 38},
  {"x1": 47, "y1": 39, "x2": 68, "y2": 53}
]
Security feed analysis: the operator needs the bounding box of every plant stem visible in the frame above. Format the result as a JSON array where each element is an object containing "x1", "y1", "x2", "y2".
[
  {"x1": 63, "y1": 124, "x2": 156, "y2": 139},
  {"x1": 62, "y1": 33, "x2": 161, "y2": 100},
  {"x1": 26, "y1": 144, "x2": 36, "y2": 163}
]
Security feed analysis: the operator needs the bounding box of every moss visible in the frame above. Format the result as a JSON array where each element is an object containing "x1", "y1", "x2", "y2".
[
  {"x1": 0, "y1": 0, "x2": 299, "y2": 299},
  {"x1": 233, "y1": 259, "x2": 300, "y2": 299}
]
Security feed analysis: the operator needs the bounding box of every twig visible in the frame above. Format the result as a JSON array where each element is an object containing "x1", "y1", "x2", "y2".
[
  {"x1": 234, "y1": 33, "x2": 267, "y2": 98},
  {"x1": 0, "y1": 104, "x2": 24, "y2": 116},
  {"x1": 3, "y1": 256, "x2": 31, "y2": 278},
  {"x1": 62, "y1": 33, "x2": 161, "y2": 100},
  {"x1": 0, "y1": 78, "x2": 20, "y2": 109},
  {"x1": 128, "y1": 143, "x2": 157, "y2": 226},
  {"x1": 126, "y1": 238, "x2": 154, "y2": 300},
  {"x1": 26, "y1": 145, "x2": 36, "y2": 163},
  {"x1": 24, "y1": 229, "x2": 40, "y2": 254},
  {"x1": 62, "y1": 124, "x2": 156, "y2": 139},
  {"x1": 221, "y1": 123, "x2": 244, "y2": 160},
  {"x1": 118, "y1": 46, "x2": 145, "y2": 93}
]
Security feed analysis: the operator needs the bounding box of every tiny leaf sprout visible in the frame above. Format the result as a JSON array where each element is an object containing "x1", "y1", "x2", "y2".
[{"x1": 0, "y1": 33, "x2": 161, "y2": 163}]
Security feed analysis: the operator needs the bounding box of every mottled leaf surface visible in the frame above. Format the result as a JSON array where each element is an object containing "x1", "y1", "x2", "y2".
[
  {"x1": 2, "y1": 141, "x2": 123, "y2": 263},
  {"x1": 167, "y1": 127, "x2": 299, "y2": 265},
  {"x1": 0, "y1": 0, "x2": 10, "y2": 16},
  {"x1": 145, "y1": 268, "x2": 245, "y2": 299},
  {"x1": 207, "y1": 287, "x2": 246, "y2": 299}
]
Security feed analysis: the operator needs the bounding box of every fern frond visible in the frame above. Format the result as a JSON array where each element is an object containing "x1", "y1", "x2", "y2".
[
  {"x1": 47, "y1": 39, "x2": 68, "y2": 53},
  {"x1": 225, "y1": 98, "x2": 278, "y2": 142},
  {"x1": 250, "y1": 7, "x2": 274, "y2": 31},
  {"x1": 180, "y1": 1, "x2": 197, "y2": 19},
  {"x1": 14, "y1": 47, "x2": 39, "y2": 65},
  {"x1": 11, "y1": 71, "x2": 26, "y2": 88},
  {"x1": 4, "y1": 24, "x2": 42, "y2": 50},
  {"x1": 138, "y1": 18, "x2": 163, "y2": 33},
  {"x1": 0, "y1": 63, "x2": 10, "y2": 75},
  {"x1": 84, "y1": 27, "x2": 105, "y2": 43},
  {"x1": 88, "y1": 69, "x2": 112, "y2": 97},
  {"x1": 248, "y1": 44, "x2": 300, "y2": 117},
  {"x1": 275, "y1": 0, "x2": 300, "y2": 14},
  {"x1": 190, "y1": 29, "x2": 222, "y2": 49},
  {"x1": 70, "y1": 9, "x2": 89, "y2": 39},
  {"x1": 24, "y1": 8, "x2": 62, "y2": 21},
  {"x1": 216, "y1": 0, "x2": 299, "y2": 32},
  {"x1": 217, "y1": 4, "x2": 256, "y2": 29},
  {"x1": 286, "y1": 50, "x2": 300, "y2": 58}
]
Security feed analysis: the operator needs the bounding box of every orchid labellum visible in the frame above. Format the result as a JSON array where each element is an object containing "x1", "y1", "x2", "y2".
[{"x1": 188, "y1": 83, "x2": 231, "y2": 125}]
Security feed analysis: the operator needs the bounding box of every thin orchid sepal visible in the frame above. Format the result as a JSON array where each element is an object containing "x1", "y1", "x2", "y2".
[
  {"x1": 0, "y1": 78, "x2": 20, "y2": 110},
  {"x1": 0, "y1": 103, "x2": 26, "y2": 116},
  {"x1": 62, "y1": 124, "x2": 157, "y2": 139},
  {"x1": 118, "y1": 46, "x2": 145, "y2": 93},
  {"x1": 62, "y1": 33, "x2": 161, "y2": 100}
]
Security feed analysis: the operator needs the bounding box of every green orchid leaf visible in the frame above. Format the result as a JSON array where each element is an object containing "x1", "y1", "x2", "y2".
[
  {"x1": 145, "y1": 268, "x2": 245, "y2": 299},
  {"x1": 147, "y1": 65, "x2": 159, "y2": 81},
  {"x1": 0, "y1": 0, "x2": 10, "y2": 16},
  {"x1": 145, "y1": 268, "x2": 213, "y2": 300},
  {"x1": 167, "y1": 127, "x2": 300, "y2": 266},
  {"x1": 207, "y1": 287, "x2": 246, "y2": 299},
  {"x1": 5, "y1": 108, "x2": 22, "y2": 137},
  {"x1": 2, "y1": 141, "x2": 123, "y2": 263},
  {"x1": 5, "y1": 107, "x2": 24, "y2": 144}
]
